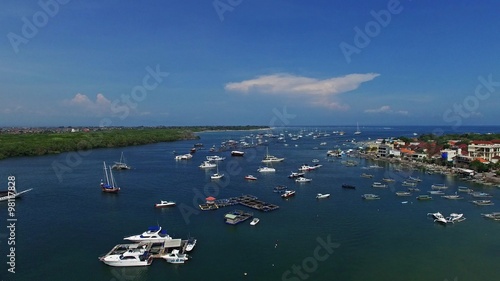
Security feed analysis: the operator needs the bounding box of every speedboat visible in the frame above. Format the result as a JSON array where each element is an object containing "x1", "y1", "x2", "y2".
[
  {"x1": 316, "y1": 193, "x2": 330, "y2": 199},
  {"x1": 362, "y1": 194, "x2": 380, "y2": 200},
  {"x1": 211, "y1": 173, "x2": 224, "y2": 180},
  {"x1": 231, "y1": 150, "x2": 245, "y2": 156},
  {"x1": 155, "y1": 201, "x2": 176, "y2": 208},
  {"x1": 124, "y1": 226, "x2": 172, "y2": 243},
  {"x1": 250, "y1": 218, "x2": 260, "y2": 225},
  {"x1": 99, "y1": 244, "x2": 153, "y2": 267},
  {"x1": 199, "y1": 161, "x2": 216, "y2": 169},
  {"x1": 162, "y1": 249, "x2": 189, "y2": 264},
  {"x1": 295, "y1": 177, "x2": 312, "y2": 183},
  {"x1": 288, "y1": 172, "x2": 305, "y2": 178},
  {"x1": 244, "y1": 175, "x2": 257, "y2": 181},
  {"x1": 281, "y1": 190, "x2": 296, "y2": 198},
  {"x1": 257, "y1": 166, "x2": 275, "y2": 173},
  {"x1": 185, "y1": 237, "x2": 196, "y2": 252}
]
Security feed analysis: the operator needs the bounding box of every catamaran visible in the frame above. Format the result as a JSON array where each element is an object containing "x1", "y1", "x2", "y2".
[{"x1": 112, "y1": 152, "x2": 131, "y2": 170}]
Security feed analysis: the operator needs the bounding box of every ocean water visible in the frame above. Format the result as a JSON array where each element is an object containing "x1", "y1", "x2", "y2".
[{"x1": 1, "y1": 126, "x2": 499, "y2": 281}]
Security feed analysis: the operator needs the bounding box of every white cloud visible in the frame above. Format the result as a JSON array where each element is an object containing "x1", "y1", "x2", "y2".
[
  {"x1": 364, "y1": 105, "x2": 408, "y2": 115},
  {"x1": 64, "y1": 93, "x2": 111, "y2": 114},
  {"x1": 225, "y1": 73, "x2": 379, "y2": 109}
]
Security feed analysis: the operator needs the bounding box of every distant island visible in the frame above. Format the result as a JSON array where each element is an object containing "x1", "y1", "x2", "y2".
[{"x1": 0, "y1": 125, "x2": 269, "y2": 160}]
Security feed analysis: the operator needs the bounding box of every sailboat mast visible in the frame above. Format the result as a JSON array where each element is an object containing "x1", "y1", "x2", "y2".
[{"x1": 103, "y1": 162, "x2": 110, "y2": 184}]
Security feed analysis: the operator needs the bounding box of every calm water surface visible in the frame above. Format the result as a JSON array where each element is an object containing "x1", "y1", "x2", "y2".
[{"x1": 1, "y1": 126, "x2": 499, "y2": 281}]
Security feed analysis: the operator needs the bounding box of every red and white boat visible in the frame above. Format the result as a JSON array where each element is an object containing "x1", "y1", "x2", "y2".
[
  {"x1": 281, "y1": 190, "x2": 296, "y2": 198},
  {"x1": 245, "y1": 175, "x2": 257, "y2": 181}
]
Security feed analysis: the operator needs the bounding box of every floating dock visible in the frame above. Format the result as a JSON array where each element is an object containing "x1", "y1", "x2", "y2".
[{"x1": 199, "y1": 194, "x2": 279, "y2": 212}]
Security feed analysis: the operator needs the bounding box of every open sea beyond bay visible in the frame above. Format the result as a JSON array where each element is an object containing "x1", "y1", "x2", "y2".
[{"x1": 1, "y1": 126, "x2": 499, "y2": 281}]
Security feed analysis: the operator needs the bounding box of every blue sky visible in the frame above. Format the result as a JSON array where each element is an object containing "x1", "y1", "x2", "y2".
[{"x1": 1, "y1": 0, "x2": 500, "y2": 127}]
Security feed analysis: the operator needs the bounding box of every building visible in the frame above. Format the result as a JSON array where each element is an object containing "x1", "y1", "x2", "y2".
[{"x1": 467, "y1": 141, "x2": 500, "y2": 162}]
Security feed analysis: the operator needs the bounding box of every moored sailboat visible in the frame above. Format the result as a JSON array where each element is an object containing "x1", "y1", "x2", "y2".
[{"x1": 101, "y1": 162, "x2": 120, "y2": 193}]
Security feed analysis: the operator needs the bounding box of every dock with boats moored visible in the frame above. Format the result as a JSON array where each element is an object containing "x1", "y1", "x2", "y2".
[{"x1": 199, "y1": 194, "x2": 279, "y2": 212}]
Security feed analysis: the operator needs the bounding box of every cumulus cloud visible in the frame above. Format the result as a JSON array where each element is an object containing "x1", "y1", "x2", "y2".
[
  {"x1": 225, "y1": 73, "x2": 379, "y2": 109},
  {"x1": 64, "y1": 93, "x2": 111, "y2": 114},
  {"x1": 364, "y1": 105, "x2": 408, "y2": 115}
]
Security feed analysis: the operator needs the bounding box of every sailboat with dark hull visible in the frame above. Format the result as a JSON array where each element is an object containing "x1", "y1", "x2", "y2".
[{"x1": 101, "y1": 162, "x2": 121, "y2": 193}]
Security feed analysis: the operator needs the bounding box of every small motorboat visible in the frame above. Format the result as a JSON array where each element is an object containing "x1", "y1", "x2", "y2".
[
  {"x1": 295, "y1": 177, "x2": 312, "y2": 183},
  {"x1": 446, "y1": 213, "x2": 465, "y2": 223},
  {"x1": 162, "y1": 249, "x2": 189, "y2": 264},
  {"x1": 250, "y1": 218, "x2": 260, "y2": 225},
  {"x1": 258, "y1": 166, "x2": 276, "y2": 173},
  {"x1": 396, "y1": 191, "x2": 412, "y2": 197},
  {"x1": 288, "y1": 172, "x2": 305, "y2": 178},
  {"x1": 341, "y1": 184, "x2": 355, "y2": 189},
  {"x1": 481, "y1": 212, "x2": 500, "y2": 221},
  {"x1": 441, "y1": 194, "x2": 463, "y2": 200},
  {"x1": 155, "y1": 201, "x2": 176, "y2": 208},
  {"x1": 185, "y1": 237, "x2": 196, "y2": 252},
  {"x1": 231, "y1": 150, "x2": 245, "y2": 156},
  {"x1": 471, "y1": 200, "x2": 494, "y2": 206},
  {"x1": 244, "y1": 175, "x2": 257, "y2": 181},
  {"x1": 316, "y1": 193, "x2": 330, "y2": 199},
  {"x1": 281, "y1": 190, "x2": 296, "y2": 198},
  {"x1": 372, "y1": 182, "x2": 387, "y2": 188},
  {"x1": 417, "y1": 195, "x2": 432, "y2": 201}
]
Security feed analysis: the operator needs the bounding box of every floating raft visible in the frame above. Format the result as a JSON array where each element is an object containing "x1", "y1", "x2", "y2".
[{"x1": 199, "y1": 194, "x2": 279, "y2": 212}]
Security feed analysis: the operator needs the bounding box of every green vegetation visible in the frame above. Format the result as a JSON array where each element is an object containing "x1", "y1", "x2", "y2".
[{"x1": 0, "y1": 126, "x2": 269, "y2": 160}]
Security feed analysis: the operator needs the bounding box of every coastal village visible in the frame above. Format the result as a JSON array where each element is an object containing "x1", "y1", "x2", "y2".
[{"x1": 357, "y1": 136, "x2": 500, "y2": 185}]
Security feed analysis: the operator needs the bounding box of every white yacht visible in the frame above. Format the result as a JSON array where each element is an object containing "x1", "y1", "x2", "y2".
[
  {"x1": 427, "y1": 212, "x2": 447, "y2": 224},
  {"x1": 99, "y1": 244, "x2": 153, "y2": 267},
  {"x1": 199, "y1": 161, "x2": 216, "y2": 169},
  {"x1": 124, "y1": 226, "x2": 172, "y2": 243},
  {"x1": 316, "y1": 193, "x2": 330, "y2": 199},
  {"x1": 185, "y1": 237, "x2": 197, "y2": 252},
  {"x1": 175, "y1": 154, "x2": 193, "y2": 160},
  {"x1": 257, "y1": 166, "x2": 276, "y2": 173}
]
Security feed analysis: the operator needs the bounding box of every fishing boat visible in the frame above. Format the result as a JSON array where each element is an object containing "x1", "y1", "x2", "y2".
[
  {"x1": 470, "y1": 192, "x2": 492, "y2": 198},
  {"x1": 124, "y1": 226, "x2": 172, "y2": 243},
  {"x1": 341, "y1": 184, "x2": 356, "y2": 189},
  {"x1": 441, "y1": 194, "x2": 463, "y2": 200},
  {"x1": 481, "y1": 212, "x2": 500, "y2": 221},
  {"x1": 99, "y1": 244, "x2": 153, "y2": 267},
  {"x1": 261, "y1": 147, "x2": 285, "y2": 163},
  {"x1": 402, "y1": 181, "x2": 417, "y2": 187},
  {"x1": 155, "y1": 201, "x2": 176, "y2": 208},
  {"x1": 231, "y1": 150, "x2": 245, "y2": 156},
  {"x1": 362, "y1": 194, "x2": 380, "y2": 200},
  {"x1": 295, "y1": 177, "x2": 312, "y2": 183},
  {"x1": 281, "y1": 190, "x2": 296, "y2": 198},
  {"x1": 162, "y1": 249, "x2": 189, "y2": 264},
  {"x1": 417, "y1": 195, "x2": 432, "y2": 201},
  {"x1": 396, "y1": 191, "x2": 412, "y2": 197},
  {"x1": 382, "y1": 178, "x2": 395, "y2": 183},
  {"x1": 428, "y1": 190, "x2": 445, "y2": 195},
  {"x1": 244, "y1": 175, "x2": 257, "y2": 181},
  {"x1": 457, "y1": 186, "x2": 473, "y2": 193},
  {"x1": 431, "y1": 183, "x2": 448, "y2": 190},
  {"x1": 101, "y1": 162, "x2": 120, "y2": 193},
  {"x1": 372, "y1": 182, "x2": 387, "y2": 188},
  {"x1": 112, "y1": 152, "x2": 131, "y2": 170},
  {"x1": 316, "y1": 193, "x2": 330, "y2": 199},
  {"x1": 250, "y1": 218, "x2": 260, "y2": 225},
  {"x1": 471, "y1": 200, "x2": 494, "y2": 206}
]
